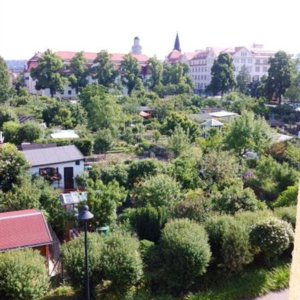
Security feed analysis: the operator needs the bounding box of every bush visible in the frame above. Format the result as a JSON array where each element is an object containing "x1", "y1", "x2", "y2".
[
  {"x1": 101, "y1": 163, "x2": 129, "y2": 187},
  {"x1": 205, "y1": 215, "x2": 252, "y2": 272},
  {"x1": 249, "y1": 218, "x2": 294, "y2": 264},
  {"x1": 127, "y1": 206, "x2": 170, "y2": 243},
  {"x1": 134, "y1": 174, "x2": 181, "y2": 208},
  {"x1": 212, "y1": 184, "x2": 266, "y2": 214},
  {"x1": 74, "y1": 138, "x2": 93, "y2": 156},
  {"x1": 172, "y1": 189, "x2": 212, "y2": 223},
  {"x1": 273, "y1": 185, "x2": 298, "y2": 208},
  {"x1": 0, "y1": 249, "x2": 49, "y2": 300},
  {"x1": 161, "y1": 219, "x2": 211, "y2": 291},
  {"x1": 101, "y1": 231, "x2": 143, "y2": 294},
  {"x1": 274, "y1": 206, "x2": 297, "y2": 228},
  {"x1": 61, "y1": 233, "x2": 103, "y2": 291},
  {"x1": 18, "y1": 122, "x2": 43, "y2": 143},
  {"x1": 94, "y1": 129, "x2": 114, "y2": 154}
]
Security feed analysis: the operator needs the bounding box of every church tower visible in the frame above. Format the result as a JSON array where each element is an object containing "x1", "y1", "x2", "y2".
[
  {"x1": 131, "y1": 36, "x2": 142, "y2": 55},
  {"x1": 173, "y1": 32, "x2": 181, "y2": 52}
]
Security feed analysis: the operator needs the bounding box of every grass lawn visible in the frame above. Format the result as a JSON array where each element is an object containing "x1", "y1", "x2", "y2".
[{"x1": 186, "y1": 263, "x2": 290, "y2": 300}]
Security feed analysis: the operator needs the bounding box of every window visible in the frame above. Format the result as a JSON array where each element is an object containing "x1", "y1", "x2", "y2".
[
  {"x1": 68, "y1": 90, "x2": 72, "y2": 95},
  {"x1": 256, "y1": 59, "x2": 260, "y2": 64},
  {"x1": 255, "y1": 66, "x2": 260, "y2": 72},
  {"x1": 75, "y1": 160, "x2": 80, "y2": 166},
  {"x1": 263, "y1": 66, "x2": 268, "y2": 72}
]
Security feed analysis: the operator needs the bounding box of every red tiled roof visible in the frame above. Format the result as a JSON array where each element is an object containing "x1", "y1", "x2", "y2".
[{"x1": 0, "y1": 209, "x2": 53, "y2": 251}]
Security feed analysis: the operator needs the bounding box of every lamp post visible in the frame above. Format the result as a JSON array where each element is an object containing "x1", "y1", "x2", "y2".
[{"x1": 78, "y1": 205, "x2": 94, "y2": 300}]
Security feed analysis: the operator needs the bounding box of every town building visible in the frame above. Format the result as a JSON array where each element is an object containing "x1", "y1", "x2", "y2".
[
  {"x1": 24, "y1": 37, "x2": 149, "y2": 99},
  {"x1": 22, "y1": 145, "x2": 85, "y2": 190}
]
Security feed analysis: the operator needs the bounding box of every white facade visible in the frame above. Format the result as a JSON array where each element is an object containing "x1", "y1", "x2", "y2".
[{"x1": 29, "y1": 160, "x2": 84, "y2": 190}]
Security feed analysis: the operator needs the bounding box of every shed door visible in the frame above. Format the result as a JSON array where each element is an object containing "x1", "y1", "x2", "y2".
[{"x1": 64, "y1": 167, "x2": 74, "y2": 189}]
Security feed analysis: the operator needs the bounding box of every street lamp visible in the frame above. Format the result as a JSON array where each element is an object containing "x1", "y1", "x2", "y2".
[{"x1": 78, "y1": 205, "x2": 94, "y2": 300}]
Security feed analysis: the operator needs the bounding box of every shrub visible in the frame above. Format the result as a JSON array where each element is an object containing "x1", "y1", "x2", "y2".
[
  {"x1": 205, "y1": 215, "x2": 252, "y2": 272},
  {"x1": 74, "y1": 138, "x2": 93, "y2": 156},
  {"x1": 61, "y1": 233, "x2": 103, "y2": 291},
  {"x1": 249, "y1": 218, "x2": 294, "y2": 264},
  {"x1": 101, "y1": 163, "x2": 129, "y2": 187},
  {"x1": 127, "y1": 206, "x2": 170, "y2": 243},
  {"x1": 0, "y1": 249, "x2": 49, "y2": 300},
  {"x1": 134, "y1": 174, "x2": 181, "y2": 208},
  {"x1": 273, "y1": 185, "x2": 298, "y2": 208},
  {"x1": 101, "y1": 231, "x2": 143, "y2": 294},
  {"x1": 18, "y1": 122, "x2": 43, "y2": 143},
  {"x1": 94, "y1": 128, "x2": 114, "y2": 154},
  {"x1": 212, "y1": 184, "x2": 266, "y2": 214},
  {"x1": 274, "y1": 206, "x2": 297, "y2": 228},
  {"x1": 172, "y1": 189, "x2": 212, "y2": 223},
  {"x1": 161, "y1": 219, "x2": 211, "y2": 291}
]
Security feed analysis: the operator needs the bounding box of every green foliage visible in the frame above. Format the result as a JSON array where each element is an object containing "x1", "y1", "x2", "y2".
[
  {"x1": 199, "y1": 150, "x2": 240, "y2": 190},
  {"x1": 161, "y1": 219, "x2": 211, "y2": 291},
  {"x1": 236, "y1": 65, "x2": 251, "y2": 94},
  {"x1": 224, "y1": 111, "x2": 272, "y2": 155},
  {"x1": 186, "y1": 264, "x2": 290, "y2": 300},
  {"x1": 101, "y1": 231, "x2": 143, "y2": 294},
  {"x1": 73, "y1": 138, "x2": 93, "y2": 156},
  {"x1": 147, "y1": 57, "x2": 163, "y2": 89},
  {"x1": 2, "y1": 121, "x2": 20, "y2": 144},
  {"x1": 171, "y1": 154, "x2": 201, "y2": 190},
  {"x1": 100, "y1": 163, "x2": 129, "y2": 187},
  {"x1": 172, "y1": 189, "x2": 212, "y2": 223},
  {"x1": 0, "y1": 249, "x2": 49, "y2": 300},
  {"x1": 265, "y1": 51, "x2": 293, "y2": 103},
  {"x1": 249, "y1": 218, "x2": 294, "y2": 263},
  {"x1": 212, "y1": 183, "x2": 266, "y2": 214},
  {"x1": 94, "y1": 128, "x2": 114, "y2": 154},
  {"x1": 120, "y1": 54, "x2": 143, "y2": 95},
  {"x1": 207, "y1": 53, "x2": 236, "y2": 95},
  {"x1": 273, "y1": 185, "x2": 298, "y2": 207},
  {"x1": 127, "y1": 159, "x2": 164, "y2": 188},
  {"x1": 274, "y1": 206, "x2": 297, "y2": 229},
  {"x1": 0, "y1": 143, "x2": 28, "y2": 192},
  {"x1": 0, "y1": 108, "x2": 17, "y2": 129},
  {"x1": 92, "y1": 50, "x2": 118, "y2": 88},
  {"x1": 18, "y1": 122, "x2": 43, "y2": 143},
  {"x1": 31, "y1": 49, "x2": 66, "y2": 97},
  {"x1": 205, "y1": 215, "x2": 252, "y2": 272},
  {"x1": 161, "y1": 112, "x2": 200, "y2": 142},
  {"x1": 61, "y1": 233, "x2": 103, "y2": 290},
  {"x1": 0, "y1": 56, "x2": 10, "y2": 102},
  {"x1": 79, "y1": 85, "x2": 122, "y2": 132},
  {"x1": 86, "y1": 179, "x2": 126, "y2": 227},
  {"x1": 167, "y1": 126, "x2": 190, "y2": 157},
  {"x1": 125, "y1": 205, "x2": 170, "y2": 242},
  {"x1": 134, "y1": 174, "x2": 181, "y2": 208},
  {"x1": 68, "y1": 51, "x2": 88, "y2": 92}
]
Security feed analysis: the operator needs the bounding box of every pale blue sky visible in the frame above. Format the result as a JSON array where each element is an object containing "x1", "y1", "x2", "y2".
[{"x1": 0, "y1": 0, "x2": 299, "y2": 60}]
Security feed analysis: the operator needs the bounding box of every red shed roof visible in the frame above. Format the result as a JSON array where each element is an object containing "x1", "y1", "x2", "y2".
[{"x1": 0, "y1": 209, "x2": 53, "y2": 252}]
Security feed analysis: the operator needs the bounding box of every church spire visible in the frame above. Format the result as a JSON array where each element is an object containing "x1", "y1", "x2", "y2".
[{"x1": 173, "y1": 32, "x2": 181, "y2": 52}]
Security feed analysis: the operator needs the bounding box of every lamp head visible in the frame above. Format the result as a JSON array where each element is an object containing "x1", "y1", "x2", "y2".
[{"x1": 78, "y1": 205, "x2": 94, "y2": 221}]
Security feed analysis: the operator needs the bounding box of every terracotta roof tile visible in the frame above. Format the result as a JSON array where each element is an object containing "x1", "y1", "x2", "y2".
[{"x1": 0, "y1": 209, "x2": 52, "y2": 251}]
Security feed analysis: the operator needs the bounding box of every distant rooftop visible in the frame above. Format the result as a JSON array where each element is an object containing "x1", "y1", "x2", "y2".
[{"x1": 209, "y1": 111, "x2": 239, "y2": 118}]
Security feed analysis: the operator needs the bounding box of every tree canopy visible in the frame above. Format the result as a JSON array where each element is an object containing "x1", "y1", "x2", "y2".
[{"x1": 0, "y1": 56, "x2": 10, "y2": 102}]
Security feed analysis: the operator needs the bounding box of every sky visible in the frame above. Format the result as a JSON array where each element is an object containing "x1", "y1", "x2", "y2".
[{"x1": 1, "y1": 0, "x2": 300, "y2": 60}]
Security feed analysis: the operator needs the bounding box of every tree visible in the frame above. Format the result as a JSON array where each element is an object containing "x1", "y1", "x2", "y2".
[
  {"x1": 0, "y1": 108, "x2": 17, "y2": 129},
  {"x1": 2, "y1": 121, "x2": 20, "y2": 144},
  {"x1": 161, "y1": 219, "x2": 211, "y2": 291},
  {"x1": 120, "y1": 54, "x2": 143, "y2": 95},
  {"x1": 0, "y1": 56, "x2": 10, "y2": 102},
  {"x1": 167, "y1": 126, "x2": 191, "y2": 157},
  {"x1": 265, "y1": 51, "x2": 292, "y2": 103},
  {"x1": 285, "y1": 69, "x2": 300, "y2": 102},
  {"x1": 147, "y1": 56, "x2": 163, "y2": 89},
  {"x1": 92, "y1": 50, "x2": 118, "y2": 88},
  {"x1": 207, "y1": 53, "x2": 236, "y2": 95},
  {"x1": 94, "y1": 129, "x2": 114, "y2": 154},
  {"x1": 0, "y1": 249, "x2": 49, "y2": 300},
  {"x1": 134, "y1": 174, "x2": 181, "y2": 208},
  {"x1": 31, "y1": 49, "x2": 66, "y2": 97},
  {"x1": 0, "y1": 143, "x2": 28, "y2": 192},
  {"x1": 224, "y1": 111, "x2": 272, "y2": 156},
  {"x1": 79, "y1": 85, "x2": 122, "y2": 132},
  {"x1": 236, "y1": 65, "x2": 251, "y2": 94},
  {"x1": 68, "y1": 51, "x2": 88, "y2": 92},
  {"x1": 18, "y1": 122, "x2": 43, "y2": 143}
]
